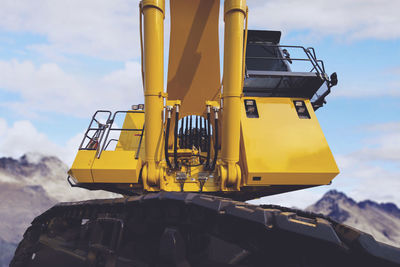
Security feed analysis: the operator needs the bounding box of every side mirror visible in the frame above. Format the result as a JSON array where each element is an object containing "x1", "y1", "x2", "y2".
[{"x1": 329, "y1": 72, "x2": 338, "y2": 87}]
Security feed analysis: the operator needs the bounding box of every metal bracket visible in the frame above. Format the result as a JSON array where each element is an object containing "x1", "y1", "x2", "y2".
[
  {"x1": 205, "y1": 100, "x2": 220, "y2": 109},
  {"x1": 160, "y1": 91, "x2": 168, "y2": 98},
  {"x1": 165, "y1": 100, "x2": 181, "y2": 107},
  {"x1": 176, "y1": 172, "x2": 187, "y2": 192},
  {"x1": 197, "y1": 172, "x2": 209, "y2": 192}
]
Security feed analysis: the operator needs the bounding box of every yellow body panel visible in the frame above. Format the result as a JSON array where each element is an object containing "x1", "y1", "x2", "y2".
[
  {"x1": 240, "y1": 97, "x2": 339, "y2": 186},
  {"x1": 91, "y1": 151, "x2": 142, "y2": 183},
  {"x1": 116, "y1": 112, "x2": 144, "y2": 151},
  {"x1": 69, "y1": 150, "x2": 96, "y2": 183}
]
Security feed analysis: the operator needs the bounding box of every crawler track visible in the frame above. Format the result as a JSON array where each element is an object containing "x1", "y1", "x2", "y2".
[{"x1": 11, "y1": 193, "x2": 400, "y2": 266}]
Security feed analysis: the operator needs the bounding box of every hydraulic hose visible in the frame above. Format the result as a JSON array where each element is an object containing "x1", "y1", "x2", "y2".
[
  {"x1": 189, "y1": 115, "x2": 193, "y2": 148},
  {"x1": 211, "y1": 109, "x2": 219, "y2": 171},
  {"x1": 184, "y1": 116, "x2": 189, "y2": 148},
  {"x1": 173, "y1": 105, "x2": 179, "y2": 169},
  {"x1": 206, "y1": 106, "x2": 211, "y2": 168},
  {"x1": 139, "y1": 3, "x2": 145, "y2": 89},
  {"x1": 242, "y1": 6, "x2": 249, "y2": 88},
  {"x1": 164, "y1": 108, "x2": 172, "y2": 169},
  {"x1": 196, "y1": 116, "x2": 200, "y2": 149}
]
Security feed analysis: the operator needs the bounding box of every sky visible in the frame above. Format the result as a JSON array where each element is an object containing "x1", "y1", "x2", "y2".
[{"x1": 0, "y1": 0, "x2": 399, "y2": 208}]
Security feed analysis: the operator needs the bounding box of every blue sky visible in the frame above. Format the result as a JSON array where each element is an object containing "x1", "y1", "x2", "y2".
[{"x1": 0, "y1": 0, "x2": 399, "y2": 208}]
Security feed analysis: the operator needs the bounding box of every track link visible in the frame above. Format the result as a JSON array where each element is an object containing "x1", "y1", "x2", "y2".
[{"x1": 11, "y1": 192, "x2": 400, "y2": 266}]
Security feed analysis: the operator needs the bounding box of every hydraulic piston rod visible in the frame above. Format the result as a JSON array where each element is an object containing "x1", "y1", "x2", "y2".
[
  {"x1": 140, "y1": 0, "x2": 165, "y2": 189},
  {"x1": 220, "y1": 0, "x2": 246, "y2": 190}
]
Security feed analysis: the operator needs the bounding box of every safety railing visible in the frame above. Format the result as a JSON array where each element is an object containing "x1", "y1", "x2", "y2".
[
  {"x1": 246, "y1": 44, "x2": 328, "y2": 80},
  {"x1": 79, "y1": 110, "x2": 112, "y2": 152},
  {"x1": 97, "y1": 110, "x2": 145, "y2": 159},
  {"x1": 245, "y1": 44, "x2": 337, "y2": 110},
  {"x1": 78, "y1": 110, "x2": 144, "y2": 160}
]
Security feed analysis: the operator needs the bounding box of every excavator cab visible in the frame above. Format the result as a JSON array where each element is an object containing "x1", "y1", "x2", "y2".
[{"x1": 244, "y1": 30, "x2": 336, "y2": 110}]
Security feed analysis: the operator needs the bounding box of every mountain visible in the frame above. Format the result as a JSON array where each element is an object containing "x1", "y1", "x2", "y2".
[
  {"x1": 0, "y1": 153, "x2": 119, "y2": 266},
  {"x1": 307, "y1": 190, "x2": 400, "y2": 247},
  {"x1": 0, "y1": 182, "x2": 56, "y2": 244},
  {"x1": 0, "y1": 153, "x2": 118, "y2": 202}
]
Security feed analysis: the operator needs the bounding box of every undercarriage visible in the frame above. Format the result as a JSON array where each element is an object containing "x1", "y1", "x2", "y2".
[{"x1": 11, "y1": 193, "x2": 400, "y2": 266}]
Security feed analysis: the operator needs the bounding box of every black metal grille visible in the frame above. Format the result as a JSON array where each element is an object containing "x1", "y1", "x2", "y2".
[{"x1": 178, "y1": 115, "x2": 210, "y2": 152}]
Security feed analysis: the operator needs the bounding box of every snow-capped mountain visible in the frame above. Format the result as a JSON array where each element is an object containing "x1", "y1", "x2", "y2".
[
  {"x1": 307, "y1": 190, "x2": 400, "y2": 247},
  {"x1": 0, "y1": 152, "x2": 118, "y2": 202}
]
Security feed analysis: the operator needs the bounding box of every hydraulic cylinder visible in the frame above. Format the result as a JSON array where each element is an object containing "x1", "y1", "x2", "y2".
[
  {"x1": 141, "y1": 0, "x2": 165, "y2": 188},
  {"x1": 220, "y1": 0, "x2": 246, "y2": 190}
]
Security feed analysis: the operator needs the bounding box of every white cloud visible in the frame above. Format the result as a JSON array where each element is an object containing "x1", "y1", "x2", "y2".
[
  {"x1": 330, "y1": 68, "x2": 400, "y2": 99},
  {"x1": 0, "y1": 118, "x2": 80, "y2": 165},
  {"x1": 0, "y1": 59, "x2": 143, "y2": 117},
  {"x1": 365, "y1": 122, "x2": 400, "y2": 132},
  {"x1": 250, "y1": 0, "x2": 400, "y2": 41},
  {"x1": 331, "y1": 83, "x2": 400, "y2": 98},
  {"x1": 0, "y1": 0, "x2": 398, "y2": 65},
  {"x1": 0, "y1": 116, "x2": 133, "y2": 166},
  {"x1": 334, "y1": 155, "x2": 400, "y2": 204},
  {"x1": 0, "y1": 0, "x2": 141, "y2": 61},
  {"x1": 325, "y1": 122, "x2": 400, "y2": 204},
  {"x1": 356, "y1": 122, "x2": 400, "y2": 162}
]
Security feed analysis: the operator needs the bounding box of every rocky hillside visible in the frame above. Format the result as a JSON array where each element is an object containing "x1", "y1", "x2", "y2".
[
  {"x1": 307, "y1": 190, "x2": 400, "y2": 247},
  {"x1": 0, "y1": 153, "x2": 118, "y2": 202},
  {"x1": 0, "y1": 153, "x2": 119, "y2": 267}
]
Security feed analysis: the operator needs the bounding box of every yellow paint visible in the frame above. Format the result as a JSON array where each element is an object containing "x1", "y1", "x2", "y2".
[
  {"x1": 160, "y1": 165, "x2": 220, "y2": 192},
  {"x1": 68, "y1": 150, "x2": 96, "y2": 183},
  {"x1": 116, "y1": 111, "x2": 144, "y2": 151},
  {"x1": 141, "y1": 0, "x2": 165, "y2": 189},
  {"x1": 205, "y1": 100, "x2": 220, "y2": 109},
  {"x1": 167, "y1": 0, "x2": 221, "y2": 117},
  {"x1": 91, "y1": 151, "x2": 142, "y2": 183},
  {"x1": 239, "y1": 97, "x2": 339, "y2": 186},
  {"x1": 68, "y1": 112, "x2": 145, "y2": 184},
  {"x1": 165, "y1": 100, "x2": 181, "y2": 108},
  {"x1": 220, "y1": 0, "x2": 246, "y2": 190}
]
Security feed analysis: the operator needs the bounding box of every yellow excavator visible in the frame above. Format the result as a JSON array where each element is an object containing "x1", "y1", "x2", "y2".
[{"x1": 11, "y1": 0, "x2": 400, "y2": 266}]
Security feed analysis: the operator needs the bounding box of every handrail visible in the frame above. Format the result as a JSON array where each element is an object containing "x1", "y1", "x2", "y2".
[
  {"x1": 104, "y1": 139, "x2": 119, "y2": 150},
  {"x1": 97, "y1": 110, "x2": 145, "y2": 159},
  {"x1": 135, "y1": 123, "x2": 145, "y2": 160},
  {"x1": 79, "y1": 110, "x2": 112, "y2": 150},
  {"x1": 246, "y1": 44, "x2": 327, "y2": 79},
  {"x1": 245, "y1": 43, "x2": 336, "y2": 110}
]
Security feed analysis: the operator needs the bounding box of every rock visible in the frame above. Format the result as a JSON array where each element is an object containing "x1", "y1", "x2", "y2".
[{"x1": 307, "y1": 190, "x2": 400, "y2": 247}]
